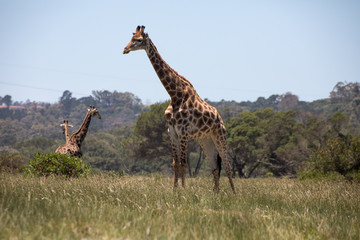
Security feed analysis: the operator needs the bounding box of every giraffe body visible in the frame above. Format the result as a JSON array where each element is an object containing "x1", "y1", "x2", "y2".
[
  {"x1": 124, "y1": 26, "x2": 235, "y2": 193},
  {"x1": 55, "y1": 106, "x2": 101, "y2": 158}
]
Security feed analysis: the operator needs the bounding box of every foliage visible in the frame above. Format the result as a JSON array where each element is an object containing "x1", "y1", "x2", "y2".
[
  {"x1": 226, "y1": 109, "x2": 351, "y2": 178},
  {"x1": 81, "y1": 126, "x2": 133, "y2": 171},
  {"x1": 1, "y1": 175, "x2": 359, "y2": 239},
  {"x1": 0, "y1": 90, "x2": 144, "y2": 144},
  {"x1": 2, "y1": 81, "x2": 360, "y2": 176},
  {"x1": 226, "y1": 109, "x2": 309, "y2": 177},
  {"x1": 330, "y1": 81, "x2": 360, "y2": 103},
  {"x1": 59, "y1": 90, "x2": 76, "y2": 117},
  {"x1": 122, "y1": 101, "x2": 173, "y2": 173},
  {"x1": 208, "y1": 81, "x2": 360, "y2": 130},
  {"x1": 132, "y1": 101, "x2": 170, "y2": 158},
  {"x1": 24, "y1": 152, "x2": 91, "y2": 177},
  {"x1": 277, "y1": 92, "x2": 299, "y2": 111},
  {"x1": 0, "y1": 153, "x2": 26, "y2": 173},
  {"x1": 1, "y1": 94, "x2": 12, "y2": 106},
  {"x1": 15, "y1": 137, "x2": 59, "y2": 158},
  {"x1": 300, "y1": 135, "x2": 360, "y2": 182}
]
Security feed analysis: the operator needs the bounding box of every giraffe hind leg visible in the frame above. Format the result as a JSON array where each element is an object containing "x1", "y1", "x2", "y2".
[
  {"x1": 217, "y1": 148, "x2": 235, "y2": 194},
  {"x1": 213, "y1": 128, "x2": 236, "y2": 194},
  {"x1": 217, "y1": 153, "x2": 222, "y2": 176},
  {"x1": 199, "y1": 138, "x2": 220, "y2": 193}
]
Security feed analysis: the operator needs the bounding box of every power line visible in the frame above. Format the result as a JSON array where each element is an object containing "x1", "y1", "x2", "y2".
[
  {"x1": 0, "y1": 62, "x2": 141, "y2": 81},
  {"x1": 0, "y1": 62, "x2": 328, "y2": 101},
  {"x1": 0, "y1": 81, "x2": 88, "y2": 96}
]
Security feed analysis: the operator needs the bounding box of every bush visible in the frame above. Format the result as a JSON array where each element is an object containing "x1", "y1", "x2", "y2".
[
  {"x1": 300, "y1": 135, "x2": 360, "y2": 182},
  {"x1": 24, "y1": 153, "x2": 91, "y2": 177},
  {"x1": 299, "y1": 168, "x2": 346, "y2": 181},
  {"x1": 346, "y1": 170, "x2": 360, "y2": 182},
  {"x1": 0, "y1": 153, "x2": 26, "y2": 173}
]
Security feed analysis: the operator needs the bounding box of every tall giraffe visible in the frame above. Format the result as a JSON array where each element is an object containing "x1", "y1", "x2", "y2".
[
  {"x1": 60, "y1": 120, "x2": 73, "y2": 144},
  {"x1": 123, "y1": 26, "x2": 235, "y2": 193},
  {"x1": 55, "y1": 106, "x2": 101, "y2": 158}
]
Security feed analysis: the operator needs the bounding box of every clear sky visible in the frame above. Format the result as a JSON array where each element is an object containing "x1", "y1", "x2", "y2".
[{"x1": 0, "y1": 0, "x2": 359, "y2": 104}]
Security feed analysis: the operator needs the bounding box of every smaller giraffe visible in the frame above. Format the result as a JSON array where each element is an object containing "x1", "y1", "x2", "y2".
[
  {"x1": 55, "y1": 106, "x2": 101, "y2": 158},
  {"x1": 60, "y1": 120, "x2": 73, "y2": 144}
]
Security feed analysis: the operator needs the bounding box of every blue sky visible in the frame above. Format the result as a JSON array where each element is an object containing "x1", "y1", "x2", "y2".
[{"x1": 0, "y1": 0, "x2": 359, "y2": 104}]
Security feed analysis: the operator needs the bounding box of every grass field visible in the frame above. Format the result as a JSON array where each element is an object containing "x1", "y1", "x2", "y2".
[{"x1": 1, "y1": 174, "x2": 359, "y2": 240}]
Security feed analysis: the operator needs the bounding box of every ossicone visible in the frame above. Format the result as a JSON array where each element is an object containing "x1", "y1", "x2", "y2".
[{"x1": 136, "y1": 25, "x2": 145, "y2": 33}]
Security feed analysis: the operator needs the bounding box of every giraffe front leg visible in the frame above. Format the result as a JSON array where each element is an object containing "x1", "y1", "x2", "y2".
[{"x1": 173, "y1": 156, "x2": 180, "y2": 189}]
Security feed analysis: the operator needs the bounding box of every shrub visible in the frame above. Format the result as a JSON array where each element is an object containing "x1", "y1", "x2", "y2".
[
  {"x1": 0, "y1": 153, "x2": 26, "y2": 173},
  {"x1": 24, "y1": 153, "x2": 91, "y2": 177},
  {"x1": 300, "y1": 135, "x2": 360, "y2": 182},
  {"x1": 346, "y1": 170, "x2": 360, "y2": 182},
  {"x1": 299, "y1": 168, "x2": 346, "y2": 181}
]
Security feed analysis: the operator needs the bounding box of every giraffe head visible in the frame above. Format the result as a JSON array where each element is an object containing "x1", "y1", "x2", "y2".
[
  {"x1": 88, "y1": 106, "x2": 102, "y2": 119},
  {"x1": 60, "y1": 120, "x2": 73, "y2": 134},
  {"x1": 60, "y1": 120, "x2": 68, "y2": 128},
  {"x1": 123, "y1": 25, "x2": 148, "y2": 54}
]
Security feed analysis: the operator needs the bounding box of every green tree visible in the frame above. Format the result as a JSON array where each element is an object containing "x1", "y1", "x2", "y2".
[
  {"x1": 330, "y1": 81, "x2": 360, "y2": 103},
  {"x1": 123, "y1": 102, "x2": 171, "y2": 165},
  {"x1": 277, "y1": 92, "x2": 299, "y2": 111},
  {"x1": 226, "y1": 110, "x2": 263, "y2": 177},
  {"x1": 15, "y1": 137, "x2": 58, "y2": 158},
  {"x1": 59, "y1": 90, "x2": 77, "y2": 117},
  {"x1": 82, "y1": 127, "x2": 132, "y2": 171},
  {"x1": 2, "y1": 95, "x2": 12, "y2": 107},
  {"x1": 301, "y1": 135, "x2": 360, "y2": 182},
  {"x1": 227, "y1": 109, "x2": 310, "y2": 177}
]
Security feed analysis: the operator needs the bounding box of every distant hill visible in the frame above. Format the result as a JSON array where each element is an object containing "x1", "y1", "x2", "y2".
[
  {"x1": 0, "y1": 90, "x2": 146, "y2": 145},
  {"x1": 208, "y1": 82, "x2": 360, "y2": 129},
  {"x1": 1, "y1": 82, "x2": 360, "y2": 146}
]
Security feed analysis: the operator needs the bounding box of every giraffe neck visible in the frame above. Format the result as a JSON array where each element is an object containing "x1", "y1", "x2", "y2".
[
  {"x1": 64, "y1": 124, "x2": 70, "y2": 143},
  {"x1": 145, "y1": 38, "x2": 194, "y2": 103},
  {"x1": 71, "y1": 111, "x2": 92, "y2": 146}
]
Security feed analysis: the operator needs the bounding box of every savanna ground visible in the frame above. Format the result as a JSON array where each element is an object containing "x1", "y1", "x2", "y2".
[{"x1": 1, "y1": 174, "x2": 359, "y2": 240}]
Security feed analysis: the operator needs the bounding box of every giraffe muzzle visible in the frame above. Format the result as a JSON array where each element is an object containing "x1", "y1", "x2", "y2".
[{"x1": 123, "y1": 48, "x2": 130, "y2": 54}]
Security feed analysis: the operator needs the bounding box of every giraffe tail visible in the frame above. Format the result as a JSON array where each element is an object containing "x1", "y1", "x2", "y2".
[{"x1": 217, "y1": 153, "x2": 222, "y2": 177}]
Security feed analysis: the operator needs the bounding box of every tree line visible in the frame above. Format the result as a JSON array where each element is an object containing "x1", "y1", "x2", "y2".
[{"x1": 1, "y1": 81, "x2": 360, "y2": 179}]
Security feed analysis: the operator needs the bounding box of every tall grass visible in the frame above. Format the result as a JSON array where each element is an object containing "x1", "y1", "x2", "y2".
[{"x1": 1, "y1": 174, "x2": 359, "y2": 239}]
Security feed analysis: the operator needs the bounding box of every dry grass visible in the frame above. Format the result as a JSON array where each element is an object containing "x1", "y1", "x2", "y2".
[{"x1": 0, "y1": 173, "x2": 359, "y2": 239}]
